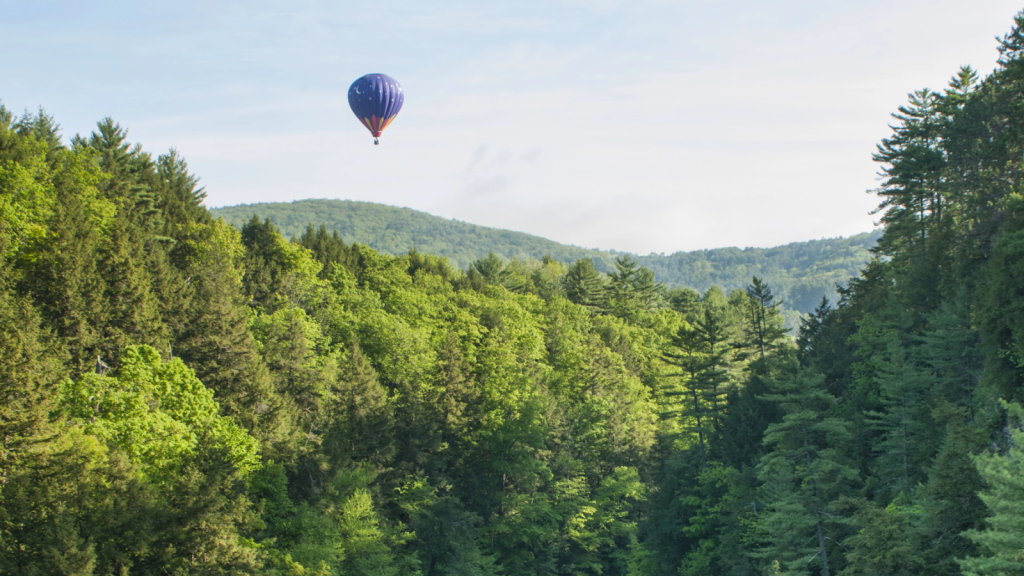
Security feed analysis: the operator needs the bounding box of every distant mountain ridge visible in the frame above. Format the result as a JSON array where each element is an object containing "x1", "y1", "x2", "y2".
[{"x1": 211, "y1": 199, "x2": 879, "y2": 318}]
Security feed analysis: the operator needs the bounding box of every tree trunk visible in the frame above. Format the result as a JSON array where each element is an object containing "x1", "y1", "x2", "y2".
[
  {"x1": 804, "y1": 425, "x2": 832, "y2": 576},
  {"x1": 814, "y1": 505, "x2": 831, "y2": 576},
  {"x1": 693, "y1": 389, "x2": 706, "y2": 470}
]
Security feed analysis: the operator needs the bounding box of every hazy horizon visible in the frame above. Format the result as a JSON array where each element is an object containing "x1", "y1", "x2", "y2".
[{"x1": 213, "y1": 197, "x2": 881, "y2": 255}]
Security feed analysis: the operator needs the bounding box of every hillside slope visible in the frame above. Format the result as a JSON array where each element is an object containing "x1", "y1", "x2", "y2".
[{"x1": 211, "y1": 199, "x2": 879, "y2": 315}]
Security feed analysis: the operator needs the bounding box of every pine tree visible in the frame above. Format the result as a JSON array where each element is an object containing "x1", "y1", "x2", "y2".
[
  {"x1": 25, "y1": 191, "x2": 108, "y2": 374},
  {"x1": 98, "y1": 209, "x2": 168, "y2": 359},
  {"x1": 12, "y1": 107, "x2": 63, "y2": 155},
  {"x1": 172, "y1": 219, "x2": 285, "y2": 446},
  {"x1": 325, "y1": 341, "x2": 394, "y2": 468},
  {"x1": 436, "y1": 330, "x2": 481, "y2": 448},
  {"x1": 921, "y1": 410, "x2": 986, "y2": 576},
  {"x1": 663, "y1": 323, "x2": 712, "y2": 470},
  {"x1": 676, "y1": 462, "x2": 751, "y2": 576},
  {"x1": 83, "y1": 118, "x2": 164, "y2": 236},
  {"x1": 743, "y1": 277, "x2": 789, "y2": 360},
  {"x1": 412, "y1": 495, "x2": 494, "y2": 576},
  {"x1": 662, "y1": 299, "x2": 736, "y2": 471},
  {"x1": 139, "y1": 433, "x2": 264, "y2": 574},
  {"x1": 297, "y1": 224, "x2": 356, "y2": 280},
  {"x1": 471, "y1": 252, "x2": 504, "y2": 285},
  {"x1": 958, "y1": 402, "x2": 1024, "y2": 576},
  {"x1": 797, "y1": 297, "x2": 830, "y2": 364},
  {"x1": 253, "y1": 306, "x2": 333, "y2": 460},
  {"x1": 753, "y1": 364, "x2": 858, "y2": 576},
  {"x1": 563, "y1": 258, "x2": 606, "y2": 309},
  {"x1": 333, "y1": 489, "x2": 402, "y2": 576},
  {"x1": 839, "y1": 495, "x2": 925, "y2": 576},
  {"x1": 917, "y1": 291, "x2": 982, "y2": 410},
  {"x1": 716, "y1": 351, "x2": 786, "y2": 471},
  {"x1": 864, "y1": 335, "x2": 936, "y2": 499},
  {"x1": 605, "y1": 255, "x2": 662, "y2": 319},
  {"x1": 241, "y1": 215, "x2": 288, "y2": 311},
  {"x1": 693, "y1": 304, "x2": 734, "y2": 436},
  {"x1": 995, "y1": 10, "x2": 1024, "y2": 79},
  {"x1": 667, "y1": 286, "x2": 700, "y2": 316},
  {"x1": 872, "y1": 88, "x2": 948, "y2": 257},
  {"x1": 156, "y1": 148, "x2": 209, "y2": 238},
  {"x1": 0, "y1": 267, "x2": 67, "y2": 495},
  {"x1": 975, "y1": 210, "x2": 1024, "y2": 403}
]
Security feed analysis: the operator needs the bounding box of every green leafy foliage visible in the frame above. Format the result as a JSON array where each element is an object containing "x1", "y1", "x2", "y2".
[
  {"x1": 211, "y1": 199, "x2": 880, "y2": 321},
  {"x1": 59, "y1": 345, "x2": 260, "y2": 481}
]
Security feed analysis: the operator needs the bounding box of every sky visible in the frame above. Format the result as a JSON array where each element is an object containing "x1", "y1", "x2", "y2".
[{"x1": 2, "y1": 1, "x2": 1022, "y2": 254}]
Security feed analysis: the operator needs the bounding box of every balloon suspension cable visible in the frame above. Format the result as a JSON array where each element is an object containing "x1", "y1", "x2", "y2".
[{"x1": 374, "y1": 137, "x2": 379, "y2": 145}]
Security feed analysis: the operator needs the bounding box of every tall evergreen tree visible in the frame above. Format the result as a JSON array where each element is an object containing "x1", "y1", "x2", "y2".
[
  {"x1": 864, "y1": 335, "x2": 936, "y2": 499},
  {"x1": 958, "y1": 402, "x2": 1024, "y2": 576},
  {"x1": 241, "y1": 216, "x2": 289, "y2": 311},
  {"x1": 872, "y1": 87, "x2": 948, "y2": 258},
  {"x1": 471, "y1": 252, "x2": 504, "y2": 285},
  {"x1": 156, "y1": 148, "x2": 208, "y2": 237},
  {"x1": 0, "y1": 266, "x2": 66, "y2": 495},
  {"x1": 436, "y1": 331, "x2": 481, "y2": 452},
  {"x1": 563, "y1": 258, "x2": 606, "y2": 309},
  {"x1": 692, "y1": 303, "x2": 734, "y2": 436},
  {"x1": 297, "y1": 224, "x2": 356, "y2": 280},
  {"x1": 325, "y1": 341, "x2": 394, "y2": 469},
  {"x1": 173, "y1": 219, "x2": 284, "y2": 446},
  {"x1": 753, "y1": 364, "x2": 857, "y2": 576},
  {"x1": 910, "y1": 407, "x2": 985, "y2": 576},
  {"x1": 666, "y1": 286, "x2": 700, "y2": 317},
  {"x1": 743, "y1": 277, "x2": 789, "y2": 360},
  {"x1": 12, "y1": 107, "x2": 63, "y2": 154},
  {"x1": 605, "y1": 255, "x2": 662, "y2": 319},
  {"x1": 98, "y1": 209, "x2": 168, "y2": 358},
  {"x1": 26, "y1": 191, "x2": 108, "y2": 374},
  {"x1": 663, "y1": 324, "x2": 712, "y2": 470}
]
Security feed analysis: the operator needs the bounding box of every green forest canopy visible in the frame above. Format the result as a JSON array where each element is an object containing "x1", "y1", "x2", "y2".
[
  {"x1": 6, "y1": 9, "x2": 1024, "y2": 576},
  {"x1": 212, "y1": 199, "x2": 880, "y2": 319}
]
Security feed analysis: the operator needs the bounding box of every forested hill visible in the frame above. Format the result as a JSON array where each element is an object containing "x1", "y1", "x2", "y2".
[
  {"x1": 211, "y1": 199, "x2": 880, "y2": 315},
  {"x1": 211, "y1": 199, "x2": 607, "y2": 267}
]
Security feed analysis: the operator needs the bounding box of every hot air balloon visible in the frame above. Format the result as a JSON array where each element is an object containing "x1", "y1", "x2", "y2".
[{"x1": 348, "y1": 73, "x2": 404, "y2": 145}]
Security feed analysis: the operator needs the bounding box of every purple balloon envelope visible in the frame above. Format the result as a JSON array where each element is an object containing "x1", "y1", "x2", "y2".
[{"x1": 348, "y1": 73, "x2": 404, "y2": 144}]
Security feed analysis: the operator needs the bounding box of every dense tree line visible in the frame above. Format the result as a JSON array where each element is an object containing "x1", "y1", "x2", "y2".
[
  {"x1": 5, "y1": 10, "x2": 1024, "y2": 575},
  {"x1": 0, "y1": 102, "x2": 697, "y2": 574},
  {"x1": 211, "y1": 199, "x2": 879, "y2": 326}
]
